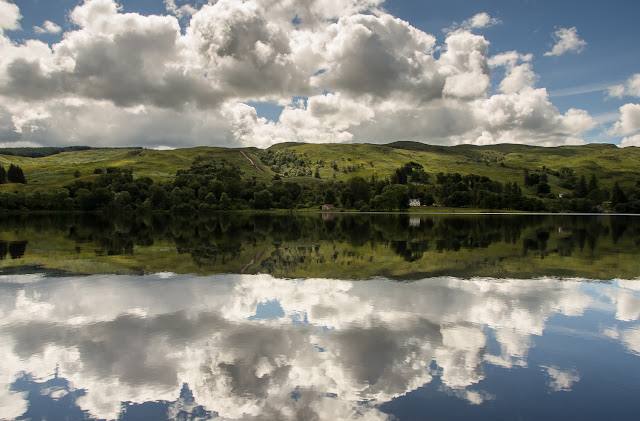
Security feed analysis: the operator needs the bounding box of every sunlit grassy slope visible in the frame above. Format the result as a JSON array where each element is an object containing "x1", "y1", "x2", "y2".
[
  {"x1": 0, "y1": 142, "x2": 638, "y2": 193},
  {"x1": 0, "y1": 147, "x2": 273, "y2": 191},
  {"x1": 274, "y1": 142, "x2": 640, "y2": 192}
]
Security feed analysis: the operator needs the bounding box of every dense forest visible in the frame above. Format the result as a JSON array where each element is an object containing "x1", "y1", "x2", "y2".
[
  {"x1": 0, "y1": 146, "x2": 141, "y2": 158},
  {"x1": 0, "y1": 153, "x2": 638, "y2": 213}
]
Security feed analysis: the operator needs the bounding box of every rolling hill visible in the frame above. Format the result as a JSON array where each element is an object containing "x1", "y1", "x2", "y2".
[{"x1": 0, "y1": 142, "x2": 638, "y2": 198}]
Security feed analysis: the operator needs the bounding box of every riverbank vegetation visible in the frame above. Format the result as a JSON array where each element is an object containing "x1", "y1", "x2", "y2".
[{"x1": 0, "y1": 142, "x2": 638, "y2": 213}]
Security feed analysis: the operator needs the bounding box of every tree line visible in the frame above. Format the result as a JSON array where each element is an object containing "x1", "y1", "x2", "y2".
[
  {"x1": 0, "y1": 164, "x2": 27, "y2": 184},
  {"x1": 0, "y1": 158, "x2": 638, "y2": 213},
  {"x1": 0, "y1": 146, "x2": 141, "y2": 158}
]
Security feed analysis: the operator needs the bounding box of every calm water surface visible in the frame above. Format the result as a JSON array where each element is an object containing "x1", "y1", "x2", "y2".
[{"x1": 0, "y1": 213, "x2": 639, "y2": 420}]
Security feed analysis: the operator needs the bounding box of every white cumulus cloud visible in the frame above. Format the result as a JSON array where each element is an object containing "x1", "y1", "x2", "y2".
[
  {"x1": 445, "y1": 12, "x2": 501, "y2": 33},
  {"x1": 33, "y1": 20, "x2": 62, "y2": 34},
  {"x1": 621, "y1": 134, "x2": 640, "y2": 147},
  {"x1": 164, "y1": 0, "x2": 197, "y2": 20},
  {"x1": 610, "y1": 103, "x2": 640, "y2": 136},
  {"x1": 608, "y1": 74, "x2": 640, "y2": 99},
  {"x1": 0, "y1": 0, "x2": 21, "y2": 32},
  {"x1": 490, "y1": 51, "x2": 536, "y2": 94},
  {"x1": 0, "y1": 0, "x2": 595, "y2": 148},
  {"x1": 544, "y1": 27, "x2": 587, "y2": 57}
]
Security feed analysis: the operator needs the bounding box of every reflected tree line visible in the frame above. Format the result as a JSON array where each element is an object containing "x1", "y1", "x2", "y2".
[
  {"x1": 0, "y1": 240, "x2": 28, "y2": 259},
  {"x1": 0, "y1": 213, "x2": 638, "y2": 278}
]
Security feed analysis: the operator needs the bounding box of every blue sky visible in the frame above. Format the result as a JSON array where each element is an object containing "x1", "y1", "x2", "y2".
[{"x1": 2, "y1": 0, "x2": 640, "y2": 148}]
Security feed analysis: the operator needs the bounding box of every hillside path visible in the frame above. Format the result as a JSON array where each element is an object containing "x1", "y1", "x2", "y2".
[
  {"x1": 240, "y1": 150, "x2": 265, "y2": 172},
  {"x1": 241, "y1": 251, "x2": 265, "y2": 274}
]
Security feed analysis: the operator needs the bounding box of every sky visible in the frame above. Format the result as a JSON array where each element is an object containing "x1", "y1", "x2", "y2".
[{"x1": 1, "y1": 0, "x2": 640, "y2": 149}]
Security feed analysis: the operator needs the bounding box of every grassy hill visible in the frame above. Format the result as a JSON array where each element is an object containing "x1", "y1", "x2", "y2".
[
  {"x1": 277, "y1": 142, "x2": 640, "y2": 194},
  {"x1": 0, "y1": 142, "x2": 638, "y2": 196},
  {"x1": 0, "y1": 147, "x2": 272, "y2": 191}
]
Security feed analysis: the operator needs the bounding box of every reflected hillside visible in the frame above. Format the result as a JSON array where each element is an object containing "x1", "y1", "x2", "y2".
[{"x1": 0, "y1": 213, "x2": 639, "y2": 279}]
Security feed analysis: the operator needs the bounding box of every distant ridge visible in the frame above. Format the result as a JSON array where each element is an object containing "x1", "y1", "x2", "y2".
[
  {"x1": 0, "y1": 146, "x2": 142, "y2": 158},
  {"x1": 386, "y1": 140, "x2": 619, "y2": 152},
  {"x1": 0, "y1": 141, "x2": 636, "y2": 192}
]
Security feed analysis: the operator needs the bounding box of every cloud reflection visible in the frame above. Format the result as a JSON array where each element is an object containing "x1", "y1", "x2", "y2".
[
  {"x1": 0, "y1": 274, "x2": 636, "y2": 419},
  {"x1": 542, "y1": 366, "x2": 581, "y2": 392}
]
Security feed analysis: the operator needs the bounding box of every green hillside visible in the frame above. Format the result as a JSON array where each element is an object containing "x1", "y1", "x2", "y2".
[
  {"x1": 0, "y1": 146, "x2": 273, "y2": 191},
  {"x1": 0, "y1": 142, "x2": 637, "y2": 193},
  {"x1": 0, "y1": 142, "x2": 638, "y2": 214},
  {"x1": 271, "y1": 142, "x2": 640, "y2": 194}
]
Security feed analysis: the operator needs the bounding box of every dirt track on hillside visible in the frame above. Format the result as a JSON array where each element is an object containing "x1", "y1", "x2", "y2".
[{"x1": 240, "y1": 150, "x2": 265, "y2": 172}]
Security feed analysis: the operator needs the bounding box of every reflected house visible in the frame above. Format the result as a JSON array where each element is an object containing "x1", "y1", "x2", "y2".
[
  {"x1": 321, "y1": 204, "x2": 337, "y2": 221},
  {"x1": 409, "y1": 217, "x2": 421, "y2": 227},
  {"x1": 322, "y1": 213, "x2": 335, "y2": 221}
]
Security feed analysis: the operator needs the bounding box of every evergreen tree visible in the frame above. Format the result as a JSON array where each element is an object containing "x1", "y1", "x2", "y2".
[
  {"x1": 575, "y1": 175, "x2": 588, "y2": 198},
  {"x1": 611, "y1": 182, "x2": 627, "y2": 206},
  {"x1": 7, "y1": 164, "x2": 26, "y2": 184},
  {"x1": 324, "y1": 188, "x2": 336, "y2": 204},
  {"x1": 348, "y1": 176, "x2": 370, "y2": 205},
  {"x1": 588, "y1": 174, "x2": 598, "y2": 192},
  {"x1": 524, "y1": 169, "x2": 540, "y2": 187},
  {"x1": 0, "y1": 166, "x2": 5, "y2": 184}
]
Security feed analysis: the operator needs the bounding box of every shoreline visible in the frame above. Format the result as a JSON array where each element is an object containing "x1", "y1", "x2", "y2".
[{"x1": 0, "y1": 208, "x2": 638, "y2": 216}]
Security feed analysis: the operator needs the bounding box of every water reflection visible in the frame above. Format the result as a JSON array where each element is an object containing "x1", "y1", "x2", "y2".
[
  {"x1": 0, "y1": 213, "x2": 639, "y2": 279},
  {"x1": 0, "y1": 240, "x2": 28, "y2": 260},
  {"x1": 1, "y1": 273, "x2": 639, "y2": 420}
]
